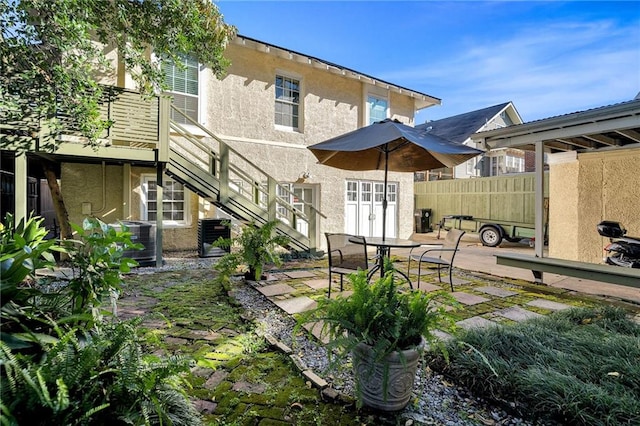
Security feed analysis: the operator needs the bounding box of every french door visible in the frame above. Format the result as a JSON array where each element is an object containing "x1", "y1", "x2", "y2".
[{"x1": 345, "y1": 179, "x2": 397, "y2": 238}]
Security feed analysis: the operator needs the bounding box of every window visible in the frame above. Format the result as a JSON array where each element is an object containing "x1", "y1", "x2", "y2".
[
  {"x1": 163, "y1": 55, "x2": 199, "y2": 124},
  {"x1": 466, "y1": 158, "x2": 477, "y2": 176},
  {"x1": 275, "y1": 75, "x2": 300, "y2": 129},
  {"x1": 141, "y1": 176, "x2": 190, "y2": 226},
  {"x1": 347, "y1": 181, "x2": 358, "y2": 202},
  {"x1": 505, "y1": 155, "x2": 524, "y2": 173},
  {"x1": 368, "y1": 95, "x2": 388, "y2": 125}
]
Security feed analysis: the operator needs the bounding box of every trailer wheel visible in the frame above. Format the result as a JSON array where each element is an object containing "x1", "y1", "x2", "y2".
[{"x1": 480, "y1": 226, "x2": 502, "y2": 247}]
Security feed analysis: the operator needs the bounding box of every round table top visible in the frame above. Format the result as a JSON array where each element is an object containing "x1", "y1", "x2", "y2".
[{"x1": 351, "y1": 236, "x2": 421, "y2": 248}]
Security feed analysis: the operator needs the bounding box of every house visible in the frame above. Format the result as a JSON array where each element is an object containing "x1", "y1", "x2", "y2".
[
  {"x1": 414, "y1": 102, "x2": 524, "y2": 180},
  {"x1": 472, "y1": 97, "x2": 640, "y2": 265},
  {"x1": 1, "y1": 34, "x2": 441, "y2": 262}
]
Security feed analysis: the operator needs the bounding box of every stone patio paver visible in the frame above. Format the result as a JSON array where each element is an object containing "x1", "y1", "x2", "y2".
[
  {"x1": 496, "y1": 306, "x2": 543, "y2": 322},
  {"x1": 205, "y1": 370, "x2": 229, "y2": 389},
  {"x1": 257, "y1": 283, "x2": 296, "y2": 297},
  {"x1": 415, "y1": 283, "x2": 444, "y2": 292},
  {"x1": 304, "y1": 279, "x2": 330, "y2": 290},
  {"x1": 273, "y1": 296, "x2": 317, "y2": 314},
  {"x1": 456, "y1": 316, "x2": 498, "y2": 330},
  {"x1": 232, "y1": 381, "x2": 266, "y2": 394},
  {"x1": 451, "y1": 292, "x2": 490, "y2": 305},
  {"x1": 526, "y1": 298, "x2": 572, "y2": 311},
  {"x1": 284, "y1": 270, "x2": 317, "y2": 279},
  {"x1": 475, "y1": 286, "x2": 518, "y2": 298}
]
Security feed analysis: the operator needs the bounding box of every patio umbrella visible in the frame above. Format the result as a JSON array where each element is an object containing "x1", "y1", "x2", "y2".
[{"x1": 308, "y1": 118, "x2": 483, "y2": 241}]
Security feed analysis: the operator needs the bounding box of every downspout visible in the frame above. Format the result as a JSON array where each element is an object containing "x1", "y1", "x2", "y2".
[{"x1": 91, "y1": 161, "x2": 108, "y2": 215}]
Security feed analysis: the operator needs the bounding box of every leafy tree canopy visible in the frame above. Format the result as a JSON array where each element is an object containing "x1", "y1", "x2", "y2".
[{"x1": 0, "y1": 0, "x2": 236, "y2": 150}]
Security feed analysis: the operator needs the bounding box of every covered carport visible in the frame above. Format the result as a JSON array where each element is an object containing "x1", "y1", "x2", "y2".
[{"x1": 471, "y1": 97, "x2": 640, "y2": 285}]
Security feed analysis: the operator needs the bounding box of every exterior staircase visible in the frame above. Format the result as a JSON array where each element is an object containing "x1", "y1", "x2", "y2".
[
  {"x1": 164, "y1": 107, "x2": 321, "y2": 253},
  {"x1": 2, "y1": 89, "x2": 321, "y2": 253}
]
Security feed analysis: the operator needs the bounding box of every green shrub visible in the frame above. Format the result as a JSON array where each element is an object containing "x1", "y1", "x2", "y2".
[
  {"x1": 64, "y1": 217, "x2": 142, "y2": 315},
  {"x1": 1, "y1": 319, "x2": 202, "y2": 425},
  {"x1": 214, "y1": 220, "x2": 290, "y2": 281},
  {"x1": 431, "y1": 306, "x2": 640, "y2": 425},
  {"x1": 1, "y1": 215, "x2": 200, "y2": 425}
]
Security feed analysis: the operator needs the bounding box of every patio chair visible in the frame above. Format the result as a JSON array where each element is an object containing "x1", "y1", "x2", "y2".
[
  {"x1": 325, "y1": 233, "x2": 369, "y2": 298},
  {"x1": 407, "y1": 229, "x2": 466, "y2": 291}
]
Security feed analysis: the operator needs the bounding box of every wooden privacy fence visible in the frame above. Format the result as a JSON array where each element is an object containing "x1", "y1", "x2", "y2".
[{"x1": 414, "y1": 173, "x2": 549, "y2": 228}]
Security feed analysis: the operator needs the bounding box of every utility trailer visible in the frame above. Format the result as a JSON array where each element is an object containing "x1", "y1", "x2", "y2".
[{"x1": 439, "y1": 215, "x2": 547, "y2": 247}]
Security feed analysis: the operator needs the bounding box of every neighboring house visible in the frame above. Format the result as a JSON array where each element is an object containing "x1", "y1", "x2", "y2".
[
  {"x1": 472, "y1": 97, "x2": 640, "y2": 265},
  {"x1": 414, "y1": 102, "x2": 524, "y2": 180},
  {"x1": 1, "y1": 34, "x2": 441, "y2": 260}
]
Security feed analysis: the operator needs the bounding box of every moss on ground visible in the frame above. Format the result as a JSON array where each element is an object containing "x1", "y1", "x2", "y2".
[{"x1": 121, "y1": 268, "x2": 366, "y2": 425}]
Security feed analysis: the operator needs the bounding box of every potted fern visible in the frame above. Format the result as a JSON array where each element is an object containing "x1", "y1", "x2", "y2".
[
  {"x1": 300, "y1": 267, "x2": 458, "y2": 411},
  {"x1": 214, "y1": 220, "x2": 290, "y2": 281}
]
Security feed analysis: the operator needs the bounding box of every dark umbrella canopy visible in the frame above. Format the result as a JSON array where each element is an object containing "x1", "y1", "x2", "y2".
[
  {"x1": 308, "y1": 119, "x2": 483, "y2": 241},
  {"x1": 308, "y1": 119, "x2": 483, "y2": 172}
]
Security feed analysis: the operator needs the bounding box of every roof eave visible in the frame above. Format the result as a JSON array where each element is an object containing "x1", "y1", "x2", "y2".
[
  {"x1": 233, "y1": 35, "x2": 441, "y2": 110},
  {"x1": 471, "y1": 99, "x2": 640, "y2": 149}
]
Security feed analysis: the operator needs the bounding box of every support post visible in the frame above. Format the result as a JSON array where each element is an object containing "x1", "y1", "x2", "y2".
[
  {"x1": 14, "y1": 153, "x2": 28, "y2": 223},
  {"x1": 534, "y1": 140, "x2": 545, "y2": 283},
  {"x1": 155, "y1": 163, "x2": 164, "y2": 268}
]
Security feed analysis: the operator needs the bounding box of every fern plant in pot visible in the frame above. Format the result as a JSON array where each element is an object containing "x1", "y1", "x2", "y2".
[
  {"x1": 214, "y1": 220, "x2": 290, "y2": 281},
  {"x1": 300, "y1": 268, "x2": 458, "y2": 411}
]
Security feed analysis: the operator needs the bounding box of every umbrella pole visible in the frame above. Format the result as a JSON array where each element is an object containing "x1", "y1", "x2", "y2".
[{"x1": 382, "y1": 148, "x2": 388, "y2": 242}]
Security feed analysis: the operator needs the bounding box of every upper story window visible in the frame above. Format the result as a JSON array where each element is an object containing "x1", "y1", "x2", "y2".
[
  {"x1": 163, "y1": 54, "x2": 199, "y2": 125},
  {"x1": 368, "y1": 95, "x2": 388, "y2": 125},
  {"x1": 275, "y1": 75, "x2": 300, "y2": 129},
  {"x1": 500, "y1": 111, "x2": 514, "y2": 126}
]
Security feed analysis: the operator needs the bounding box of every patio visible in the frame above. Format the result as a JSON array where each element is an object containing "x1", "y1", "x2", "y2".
[{"x1": 116, "y1": 246, "x2": 639, "y2": 425}]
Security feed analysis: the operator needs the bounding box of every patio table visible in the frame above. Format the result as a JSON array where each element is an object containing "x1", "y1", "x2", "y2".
[{"x1": 350, "y1": 236, "x2": 420, "y2": 287}]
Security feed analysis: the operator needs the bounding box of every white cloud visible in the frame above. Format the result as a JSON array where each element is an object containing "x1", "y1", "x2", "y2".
[{"x1": 387, "y1": 17, "x2": 640, "y2": 122}]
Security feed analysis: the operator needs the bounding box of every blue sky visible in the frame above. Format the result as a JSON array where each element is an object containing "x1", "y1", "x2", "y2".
[{"x1": 217, "y1": 1, "x2": 640, "y2": 124}]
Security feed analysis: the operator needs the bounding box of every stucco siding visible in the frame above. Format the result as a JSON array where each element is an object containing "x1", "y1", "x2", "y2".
[
  {"x1": 62, "y1": 163, "x2": 124, "y2": 227},
  {"x1": 548, "y1": 160, "x2": 580, "y2": 260},
  {"x1": 549, "y1": 148, "x2": 640, "y2": 263}
]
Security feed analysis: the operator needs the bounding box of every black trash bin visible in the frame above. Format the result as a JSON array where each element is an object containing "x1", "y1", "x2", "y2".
[{"x1": 414, "y1": 209, "x2": 433, "y2": 233}]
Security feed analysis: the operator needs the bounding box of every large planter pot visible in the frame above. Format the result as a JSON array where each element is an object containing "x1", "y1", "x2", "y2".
[{"x1": 351, "y1": 339, "x2": 424, "y2": 411}]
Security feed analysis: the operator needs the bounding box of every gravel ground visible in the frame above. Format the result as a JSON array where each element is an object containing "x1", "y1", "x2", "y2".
[{"x1": 134, "y1": 253, "x2": 538, "y2": 426}]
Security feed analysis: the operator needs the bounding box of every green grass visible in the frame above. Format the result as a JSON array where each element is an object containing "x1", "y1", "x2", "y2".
[{"x1": 429, "y1": 306, "x2": 640, "y2": 425}]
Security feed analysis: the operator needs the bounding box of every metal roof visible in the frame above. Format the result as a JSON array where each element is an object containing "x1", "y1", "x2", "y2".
[
  {"x1": 233, "y1": 35, "x2": 441, "y2": 111},
  {"x1": 472, "y1": 98, "x2": 640, "y2": 153}
]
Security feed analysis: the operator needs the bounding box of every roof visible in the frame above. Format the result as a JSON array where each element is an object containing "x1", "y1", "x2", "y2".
[
  {"x1": 472, "y1": 98, "x2": 640, "y2": 153},
  {"x1": 415, "y1": 102, "x2": 515, "y2": 143},
  {"x1": 232, "y1": 34, "x2": 441, "y2": 111}
]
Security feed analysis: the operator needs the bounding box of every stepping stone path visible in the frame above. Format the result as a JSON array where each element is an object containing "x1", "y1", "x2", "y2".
[
  {"x1": 456, "y1": 316, "x2": 498, "y2": 330},
  {"x1": 452, "y1": 292, "x2": 490, "y2": 306},
  {"x1": 496, "y1": 306, "x2": 544, "y2": 322},
  {"x1": 526, "y1": 298, "x2": 572, "y2": 311},
  {"x1": 273, "y1": 296, "x2": 317, "y2": 314},
  {"x1": 257, "y1": 283, "x2": 296, "y2": 297},
  {"x1": 475, "y1": 286, "x2": 519, "y2": 298}
]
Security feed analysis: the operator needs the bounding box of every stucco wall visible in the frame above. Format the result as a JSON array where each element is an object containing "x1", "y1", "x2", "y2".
[
  {"x1": 549, "y1": 147, "x2": 640, "y2": 263},
  {"x1": 61, "y1": 163, "x2": 124, "y2": 227},
  {"x1": 62, "y1": 163, "x2": 203, "y2": 252},
  {"x1": 548, "y1": 157, "x2": 580, "y2": 260},
  {"x1": 199, "y1": 43, "x2": 420, "y2": 247}
]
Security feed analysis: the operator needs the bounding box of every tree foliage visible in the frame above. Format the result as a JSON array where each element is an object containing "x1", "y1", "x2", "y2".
[{"x1": 0, "y1": 0, "x2": 236, "y2": 151}]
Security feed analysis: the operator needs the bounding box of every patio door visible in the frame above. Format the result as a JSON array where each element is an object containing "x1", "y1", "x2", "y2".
[
  {"x1": 345, "y1": 179, "x2": 397, "y2": 238},
  {"x1": 276, "y1": 183, "x2": 315, "y2": 237}
]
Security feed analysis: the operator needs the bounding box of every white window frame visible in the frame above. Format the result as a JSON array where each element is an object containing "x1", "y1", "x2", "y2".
[
  {"x1": 275, "y1": 71, "x2": 302, "y2": 132},
  {"x1": 159, "y1": 54, "x2": 207, "y2": 135},
  {"x1": 140, "y1": 174, "x2": 191, "y2": 228},
  {"x1": 367, "y1": 94, "x2": 389, "y2": 125}
]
